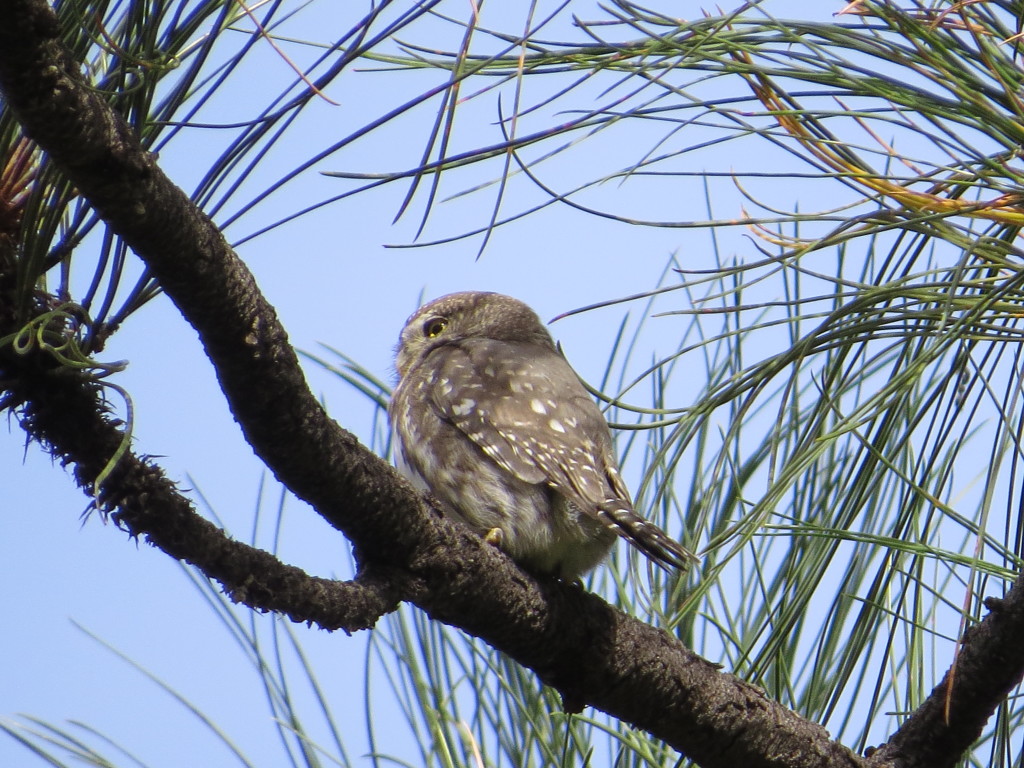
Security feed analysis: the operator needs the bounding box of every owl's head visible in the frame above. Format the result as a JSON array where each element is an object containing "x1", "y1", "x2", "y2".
[{"x1": 395, "y1": 291, "x2": 557, "y2": 377}]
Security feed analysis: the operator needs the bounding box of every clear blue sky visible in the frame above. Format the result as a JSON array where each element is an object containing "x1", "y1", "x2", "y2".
[{"x1": 0, "y1": 2, "x2": 874, "y2": 765}]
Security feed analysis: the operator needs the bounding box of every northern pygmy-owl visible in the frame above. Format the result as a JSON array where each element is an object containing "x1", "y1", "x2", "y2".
[{"x1": 389, "y1": 291, "x2": 695, "y2": 580}]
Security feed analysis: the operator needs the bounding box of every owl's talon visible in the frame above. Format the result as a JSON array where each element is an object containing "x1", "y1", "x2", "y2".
[{"x1": 484, "y1": 528, "x2": 504, "y2": 547}]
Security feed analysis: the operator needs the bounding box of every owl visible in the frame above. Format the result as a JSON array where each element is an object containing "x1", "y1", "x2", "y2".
[{"x1": 389, "y1": 291, "x2": 695, "y2": 580}]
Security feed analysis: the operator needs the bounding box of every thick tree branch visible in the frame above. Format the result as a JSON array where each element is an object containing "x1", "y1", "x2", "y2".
[
  {"x1": 867, "y1": 571, "x2": 1024, "y2": 768},
  {"x1": 0, "y1": 325, "x2": 860, "y2": 768},
  {"x1": 0, "y1": 2, "x2": 1019, "y2": 767}
]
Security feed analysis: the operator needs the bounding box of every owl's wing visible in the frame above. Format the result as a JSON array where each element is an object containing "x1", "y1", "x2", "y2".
[
  {"x1": 429, "y1": 339, "x2": 623, "y2": 507},
  {"x1": 430, "y1": 339, "x2": 697, "y2": 571}
]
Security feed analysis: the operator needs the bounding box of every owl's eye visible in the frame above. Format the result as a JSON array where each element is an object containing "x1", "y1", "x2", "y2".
[{"x1": 423, "y1": 317, "x2": 448, "y2": 338}]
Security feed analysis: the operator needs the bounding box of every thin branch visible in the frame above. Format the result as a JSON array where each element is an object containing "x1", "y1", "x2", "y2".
[{"x1": 1, "y1": 344, "x2": 399, "y2": 631}]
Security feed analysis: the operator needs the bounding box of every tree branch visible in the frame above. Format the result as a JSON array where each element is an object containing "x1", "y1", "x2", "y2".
[
  {"x1": 1, "y1": 347, "x2": 400, "y2": 632},
  {"x1": 2, "y1": 2, "x2": 1019, "y2": 767},
  {"x1": 867, "y1": 571, "x2": 1024, "y2": 768}
]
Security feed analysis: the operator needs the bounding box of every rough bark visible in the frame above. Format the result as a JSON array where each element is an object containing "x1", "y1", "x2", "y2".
[{"x1": 0, "y1": 2, "x2": 1021, "y2": 767}]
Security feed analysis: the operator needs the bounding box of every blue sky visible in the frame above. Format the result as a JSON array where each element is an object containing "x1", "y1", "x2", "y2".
[
  {"x1": 0, "y1": 12, "x2": 713, "y2": 765},
  {"x1": 1, "y1": 1, "x2": 946, "y2": 765}
]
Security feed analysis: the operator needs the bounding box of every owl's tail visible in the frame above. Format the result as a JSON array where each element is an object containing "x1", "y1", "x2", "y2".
[{"x1": 596, "y1": 502, "x2": 698, "y2": 571}]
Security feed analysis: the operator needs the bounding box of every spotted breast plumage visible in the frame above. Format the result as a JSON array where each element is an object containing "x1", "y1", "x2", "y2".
[{"x1": 389, "y1": 291, "x2": 695, "y2": 580}]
